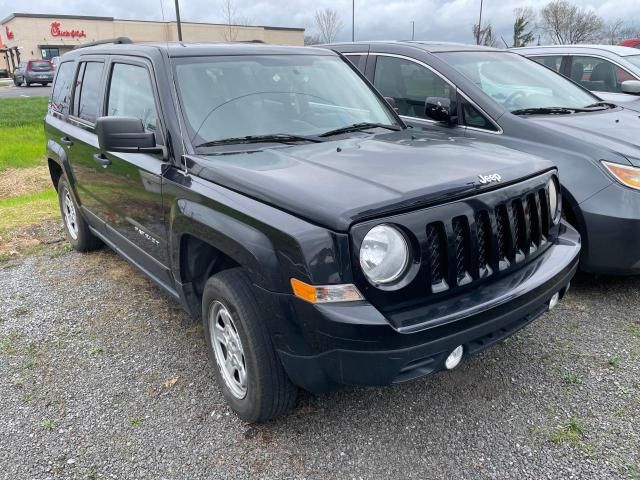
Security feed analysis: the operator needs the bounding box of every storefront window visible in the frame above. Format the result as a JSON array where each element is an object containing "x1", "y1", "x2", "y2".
[{"x1": 41, "y1": 48, "x2": 60, "y2": 60}]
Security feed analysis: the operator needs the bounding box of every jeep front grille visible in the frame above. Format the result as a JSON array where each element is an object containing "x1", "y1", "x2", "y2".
[{"x1": 425, "y1": 186, "x2": 551, "y2": 294}]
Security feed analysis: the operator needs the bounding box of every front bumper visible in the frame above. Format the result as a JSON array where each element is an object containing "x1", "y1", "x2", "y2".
[
  {"x1": 269, "y1": 222, "x2": 580, "y2": 393},
  {"x1": 578, "y1": 183, "x2": 640, "y2": 275}
]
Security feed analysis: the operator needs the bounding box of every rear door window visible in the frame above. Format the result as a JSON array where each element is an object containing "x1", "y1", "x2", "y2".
[
  {"x1": 373, "y1": 55, "x2": 451, "y2": 119},
  {"x1": 73, "y1": 61, "x2": 104, "y2": 123},
  {"x1": 50, "y1": 62, "x2": 76, "y2": 115}
]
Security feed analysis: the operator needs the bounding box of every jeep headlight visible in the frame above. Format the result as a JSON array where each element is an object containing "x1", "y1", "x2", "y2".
[
  {"x1": 359, "y1": 225, "x2": 409, "y2": 285},
  {"x1": 548, "y1": 176, "x2": 561, "y2": 224}
]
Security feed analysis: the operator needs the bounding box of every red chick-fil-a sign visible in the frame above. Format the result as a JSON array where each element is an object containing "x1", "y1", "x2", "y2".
[
  {"x1": 5, "y1": 27, "x2": 14, "y2": 40},
  {"x1": 50, "y1": 21, "x2": 86, "y2": 38}
]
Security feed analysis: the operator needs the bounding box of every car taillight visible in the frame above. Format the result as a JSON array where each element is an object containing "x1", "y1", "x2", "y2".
[{"x1": 26, "y1": 63, "x2": 31, "y2": 71}]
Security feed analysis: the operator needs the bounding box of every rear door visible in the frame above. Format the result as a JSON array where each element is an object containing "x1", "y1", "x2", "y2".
[{"x1": 65, "y1": 58, "x2": 107, "y2": 223}]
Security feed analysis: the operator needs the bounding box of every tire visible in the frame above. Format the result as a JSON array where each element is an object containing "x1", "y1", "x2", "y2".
[
  {"x1": 202, "y1": 268, "x2": 298, "y2": 422},
  {"x1": 57, "y1": 176, "x2": 103, "y2": 252},
  {"x1": 25, "y1": 82, "x2": 31, "y2": 87}
]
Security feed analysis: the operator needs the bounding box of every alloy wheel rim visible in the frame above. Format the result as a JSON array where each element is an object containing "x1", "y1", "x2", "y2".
[
  {"x1": 62, "y1": 189, "x2": 79, "y2": 240},
  {"x1": 209, "y1": 301, "x2": 247, "y2": 399}
]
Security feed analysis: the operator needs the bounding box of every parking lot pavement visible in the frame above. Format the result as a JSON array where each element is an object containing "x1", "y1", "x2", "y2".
[
  {"x1": 1, "y1": 247, "x2": 639, "y2": 479},
  {"x1": 0, "y1": 83, "x2": 50, "y2": 98}
]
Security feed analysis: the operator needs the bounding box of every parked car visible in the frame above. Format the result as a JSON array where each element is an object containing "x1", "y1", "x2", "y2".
[
  {"x1": 621, "y1": 39, "x2": 640, "y2": 49},
  {"x1": 46, "y1": 40, "x2": 579, "y2": 421},
  {"x1": 13, "y1": 59, "x2": 55, "y2": 86},
  {"x1": 0, "y1": 68, "x2": 9, "y2": 78},
  {"x1": 513, "y1": 45, "x2": 640, "y2": 106},
  {"x1": 325, "y1": 41, "x2": 640, "y2": 275}
]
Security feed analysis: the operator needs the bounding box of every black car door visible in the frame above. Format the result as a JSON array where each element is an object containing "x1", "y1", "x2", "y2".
[{"x1": 93, "y1": 56, "x2": 173, "y2": 288}]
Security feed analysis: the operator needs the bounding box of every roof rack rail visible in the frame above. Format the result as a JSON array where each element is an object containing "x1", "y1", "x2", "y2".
[{"x1": 74, "y1": 37, "x2": 133, "y2": 50}]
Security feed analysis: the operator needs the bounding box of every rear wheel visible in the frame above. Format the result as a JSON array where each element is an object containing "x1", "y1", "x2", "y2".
[
  {"x1": 57, "y1": 176, "x2": 102, "y2": 252},
  {"x1": 202, "y1": 268, "x2": 298, "y2": 422}
]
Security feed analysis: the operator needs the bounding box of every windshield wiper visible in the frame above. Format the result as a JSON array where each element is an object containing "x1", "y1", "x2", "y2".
[
  {"x1": 511, "y1": 107, "x2": 577, "y2": 116},
  {"x1": 319, "y1": 122, "x2": 402, "y2": 137},
  {"x1": 583, "y1": 101, "x2": 617, "y2": 110},
  {"x1": 195, "y1": 133, "x2": 326, "y2": 148}
]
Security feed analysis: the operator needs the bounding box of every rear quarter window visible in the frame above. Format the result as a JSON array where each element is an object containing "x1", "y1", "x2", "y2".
[{"x1": 50, "y1": 62, "x2": 76, "y2": 115}]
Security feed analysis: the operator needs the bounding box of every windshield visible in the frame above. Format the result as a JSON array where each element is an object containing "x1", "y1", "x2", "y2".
[
  {"x1": 174, "y1": 54, "x2": 398, "y2": 147},
  {"x1": 438, "y1": 51, "x2": 598, "y2": 112},
  {"x1": 625, "y1": 55, "x2": 640, "y2": 70}
]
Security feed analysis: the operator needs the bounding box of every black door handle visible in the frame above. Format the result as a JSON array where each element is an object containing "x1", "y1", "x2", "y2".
[
  {"x1": 93, "y1": 153, "x2": 112, "y2": 167},
  {"x1": 60, "y1": 136, "x2": 73, "y2": 146}
]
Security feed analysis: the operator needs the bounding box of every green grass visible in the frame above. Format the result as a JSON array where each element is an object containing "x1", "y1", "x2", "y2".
[
  {"x1": 0, "y1": 189, "x2": 58, "y2": 236},
  {"x1": 0, "y1": 97, "x2": 48, "y2": 171},
  {"x1": 550, "y1": 417, "x2": 585, "y2": 445},
  {"x1": 0, "y1": 97, "x2": 49, "y2": 128}
]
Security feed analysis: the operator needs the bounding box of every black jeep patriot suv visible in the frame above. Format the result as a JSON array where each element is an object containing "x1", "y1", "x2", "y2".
[{"x1": 45, "y1": 40, "x2": 580, "y2": 422}]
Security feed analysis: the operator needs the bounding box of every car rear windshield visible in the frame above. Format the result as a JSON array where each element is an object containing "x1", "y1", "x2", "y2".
[
  {"x1": 173, "y1": 54, "x2": 398, "y2": 147},
  {"x1": 438, "y1": 51, "x2": 597, "y2": 112},
  {"x1": 29, "y1": 61, "x2": 53, "y2": 71}
]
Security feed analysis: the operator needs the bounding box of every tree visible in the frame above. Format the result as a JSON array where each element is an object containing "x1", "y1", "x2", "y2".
[
  {"x1": 540, "y1": 0, "x2": 603, "y2": 44},
  {"x1": 304, "y1": 34, "x2": 322, "y2": 46},
  {"x1": 314, "y1": 8, "x2": 343, "y2": 44},
  {"x1": 220, "y1": 0, "x2": 251, "y2": 42},
  {"x1": 512, "y1": 7, "x2": 536, "y2": 48},
  {"x1": 472, "y1": 23, "x2": 498, "y2": 48},
  {"x1": 601, "y1": 19, "x2": 624, "y2": 45}
]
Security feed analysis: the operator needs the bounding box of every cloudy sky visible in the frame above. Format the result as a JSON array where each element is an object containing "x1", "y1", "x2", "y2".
[{"x1": 1, "y1": 0, "x2": 639, "y2": 44}]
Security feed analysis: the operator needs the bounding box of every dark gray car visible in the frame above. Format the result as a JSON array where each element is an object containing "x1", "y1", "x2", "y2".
[
  {"x1": 325, "y1": 41, "x2": 640, "y2": 275},
  {"x1": 13, "y1": 59, "x2": 55, "y2": 86}
]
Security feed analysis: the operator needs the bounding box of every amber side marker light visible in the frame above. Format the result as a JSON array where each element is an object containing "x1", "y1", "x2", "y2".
[
  {"x1": 602, "y1": 161, "x2": 640, "y2": 191},
  {"x1": 290, "y1": 278, "x2": 364, "y2": 304}
]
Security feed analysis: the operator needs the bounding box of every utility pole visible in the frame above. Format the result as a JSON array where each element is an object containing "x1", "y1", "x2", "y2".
[
  {"x1": 411, "y1": 20, "x2": 415, "y2": 40},
  {"x1": 175, "y1": 0, "x2": 183, "y2": 41},
  {"x1": 352, "y1": 0, "x2": 355, "y2": 41},
  {"x1": 476, "y1": 0, "x2": 483, "y2": 45}
]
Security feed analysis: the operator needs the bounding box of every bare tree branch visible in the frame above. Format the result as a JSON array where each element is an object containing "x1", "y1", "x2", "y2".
[
  {"x1": 220, "y1": 0, "x2": 251, "y2": 42},
  {"x1": 314, "y1": 8, "x2": 343, "y2": 44},
  {"x1": 472, "y1": 23, "x2": 498, "y2": 47},
  {"x1": 540, "y1": 0, "x2": 603, "y2": 45}
]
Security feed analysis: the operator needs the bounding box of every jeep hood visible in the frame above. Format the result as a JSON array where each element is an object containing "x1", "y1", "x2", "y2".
[
  {"x1": 528, "y1": 108, "x2": 640, "y2": 167},
  {"x1": 188, "y1": 131, "x2": 554, "y2": 231}
]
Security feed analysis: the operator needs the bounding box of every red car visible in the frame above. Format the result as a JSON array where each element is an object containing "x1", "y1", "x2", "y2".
[{"x1": 621, "y1": 38, "x2": 640, "y2": 49}]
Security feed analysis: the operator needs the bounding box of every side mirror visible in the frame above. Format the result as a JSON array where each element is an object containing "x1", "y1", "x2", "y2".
[
  {"x1": 425, "y1": 97, "x2": 455, "y2": 124},
  {"x1": 384, "y1": 96, "x2": 400, "y2": 113},
  {"x1": 96, "y1": 116, "x2": 162, "y2": 153},
  {"x1": 621, "y1": 80, "x2": 640, "y2": 95}
]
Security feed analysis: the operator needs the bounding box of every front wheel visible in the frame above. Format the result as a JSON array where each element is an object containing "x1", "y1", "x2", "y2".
[
  {"x1": 57, "y1": 176, "x2": 102, "y2": 252},
  {"x1": 202, "y1": 268, "x2": 298, "y2": 422}
]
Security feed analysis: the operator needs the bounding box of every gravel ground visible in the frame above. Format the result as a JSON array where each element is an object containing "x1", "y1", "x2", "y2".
[{"x1": 1, "y1": 247, "x2": 639, "y2": 479}]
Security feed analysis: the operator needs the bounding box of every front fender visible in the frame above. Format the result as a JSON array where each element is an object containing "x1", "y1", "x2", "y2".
[
  {"x1": 171, "y1": 199, "x2": 283, "y2": 291},
  {"x1": 165, "y1": 173, "x2": 353, "y2": 294}
]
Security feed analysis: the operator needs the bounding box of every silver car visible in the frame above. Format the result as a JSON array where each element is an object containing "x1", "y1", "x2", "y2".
[
  {"x1": 512, "y1": 45, "x2": 640, "y2": 107},
  {"x1": 12, "y1": 59, "x2": 55, "y2": 87}
]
